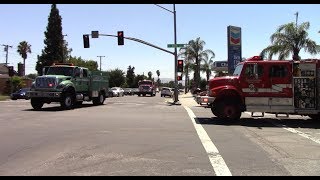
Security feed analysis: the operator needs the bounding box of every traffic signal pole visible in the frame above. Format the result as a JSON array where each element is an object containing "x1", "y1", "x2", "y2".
[{"x1": 173, "y1": 4, "x2": 179, "y2": 103}]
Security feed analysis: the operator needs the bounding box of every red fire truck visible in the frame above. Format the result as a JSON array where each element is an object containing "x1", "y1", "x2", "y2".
[
  {"x1": 137, "y1": 80, "x2": 156, "y2": 97},
  {"x1": 196, "y1": 56, "x2": 320, "y2": 121}
]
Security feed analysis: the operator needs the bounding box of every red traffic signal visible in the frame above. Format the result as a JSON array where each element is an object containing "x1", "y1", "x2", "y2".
[
  {"x1": 177, "y1": 75, "x2": 182, "y2": 81},
  {"x1": 117, "y1": 31, "x2": 124, "y2": 45},
  {"x1": 177, "y1": 60, "x2": 183, "y2": 72},
  {"x1": 83, "y1": 35, "x2": 90, "y2": 48}
]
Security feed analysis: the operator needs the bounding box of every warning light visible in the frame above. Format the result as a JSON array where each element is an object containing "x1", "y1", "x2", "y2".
[
  {"x1": 177, "y1": 60, "x2": 183, "y2": 72},
  {"x1": 117, "y1": 31, "x2": 124, "y2": 45}
]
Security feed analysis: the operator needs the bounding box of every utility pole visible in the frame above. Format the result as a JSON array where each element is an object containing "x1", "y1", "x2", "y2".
[
  {"x1": 1, "y1": 44, "x2": 13, "y2": 65},
  {"x1": 97, "y1": 56, "x2": 105, "y2": 71}
]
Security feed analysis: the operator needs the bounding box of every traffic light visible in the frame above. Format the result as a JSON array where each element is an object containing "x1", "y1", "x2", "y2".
[
  {"x1": 177, "y1": 75, "x2": 182, "y2": 81},
  {"x1": 8, "y1": 66, "x2": 14, "y2": 77},
  {"x1": 117, "y1": 31, "x2": 124, "y2": 45},
  {"x1": 177, "y1": 60, "x2": 183, "y2": 72},
  {"x1": 83, "y1": 34, "x2": 90, "y2": 48}
]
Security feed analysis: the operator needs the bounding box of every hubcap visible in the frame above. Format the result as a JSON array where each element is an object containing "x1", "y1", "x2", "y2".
[
  {"x1": 224, "y1": 105, "x2": 235, "y2": 117},
  {"x1": 100, "y1": 95, "x2": 104, "y2": 103},
  {"x1": 65, "y1": 96, "x2": 72, "y2": 106}
]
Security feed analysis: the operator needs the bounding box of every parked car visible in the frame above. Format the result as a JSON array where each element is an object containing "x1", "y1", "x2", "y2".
[
  {"x1": 110, "y1": 87, "x2": 124, "y2": 97},
  {"x1": 160, "y1": 87, "x2": 173, "y2": 97},
  {"x1": 10, "y1": 88, "x2": 30, "y2": 100},
  {"x1": 123, "y1": 88, "x2": 134, "y2": 96}
]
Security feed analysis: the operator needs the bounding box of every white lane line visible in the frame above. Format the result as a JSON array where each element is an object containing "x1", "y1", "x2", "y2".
[
  {"x1": 184, "y1": 106, "x2": 232, "y2": 176},
  {"x1": 244, "y1": 112, "x2": 320, "y2": 145}
]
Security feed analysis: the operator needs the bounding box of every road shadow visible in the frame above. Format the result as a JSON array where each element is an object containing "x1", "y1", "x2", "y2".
[
  {"x1": 165, "y1": 101, "x2": 182, "y2": 106},
  {"x1": 23, "y1": 103, "x2": 105, "y2": 112},
  {"x1": 195, "y1": 117, "x2": 320, "y2": 129}
]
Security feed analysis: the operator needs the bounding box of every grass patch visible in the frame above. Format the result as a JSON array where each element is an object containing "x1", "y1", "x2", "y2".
[{"x1": 0, "y1": 95, "x2": 10, "y2": 101}]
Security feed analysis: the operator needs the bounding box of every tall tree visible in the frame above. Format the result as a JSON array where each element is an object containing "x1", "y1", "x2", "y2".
[
  {"x1": 126, "y1": 65, "x2": 135, "y2": 87},
  {"x1": 147, "y1": 71, "x2": 152, "y2": 80},
  {"x1": 107, "y1": 68, "x2": 125, "y2": 87},
  {"x1": 200, "y1": 54, "x2": 215, "y2": 81},
  {"x1": 183, "y1": 37, "x2": 214, "y2": 88},
  {"x1": 35, "y1": 4, "x2": 69, "y2": 75},
  {"x1": 178, "y1": 47, "x2": 194, "y2": 93},
  {"x1": 67, "y1": 56, "x2": 98, "y2": 71},
  {"x1": 17, "y1": 41, "x2": 32, "y2": 76},
  {"x1": 260, "y1": 22, "x2": 320, "y2": 60}
]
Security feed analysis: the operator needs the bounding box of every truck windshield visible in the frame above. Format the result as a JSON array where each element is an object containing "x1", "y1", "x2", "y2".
[
  {"x1": 138, "y1": 80, "x2": 153, "y2": 86},
  {"x1": 233, "y1": 64, "x2": 243, "y2": 76},
  {"x1": 46, "y1": 67, "x2": 74, "y2": 76}
]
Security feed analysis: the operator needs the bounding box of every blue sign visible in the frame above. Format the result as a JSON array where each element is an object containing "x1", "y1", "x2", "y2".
[{"x1": 227, "y1": 26, "x2": 242, "y2": 74}]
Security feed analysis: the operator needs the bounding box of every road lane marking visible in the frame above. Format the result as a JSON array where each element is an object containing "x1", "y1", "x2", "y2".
[
  {"x1": 184, "y1": 106, "x2": 232, "y2": 176},
  {"x1": 245, "y1": 112, "x2": 320, "y2": 145}
]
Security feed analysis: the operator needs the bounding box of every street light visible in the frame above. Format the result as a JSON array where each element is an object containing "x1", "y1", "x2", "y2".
[{"x1": 154, "y1": 4, "x2": 179, "y2": 103}]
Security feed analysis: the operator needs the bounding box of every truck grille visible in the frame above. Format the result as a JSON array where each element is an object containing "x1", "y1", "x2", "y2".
[{"x1": 35, "y1": 77, "x2": 56, "y2": 88}]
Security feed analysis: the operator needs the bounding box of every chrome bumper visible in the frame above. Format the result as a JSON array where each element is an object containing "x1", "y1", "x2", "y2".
[{"x1": 195, "y1": 95, "x2": 215, "y2": 104}]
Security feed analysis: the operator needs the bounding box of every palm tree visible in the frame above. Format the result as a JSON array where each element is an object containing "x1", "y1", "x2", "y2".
[
  {"x1": 200, "y1": 54, "x2": 215, "y2": 81},
  {"x1": 147, "y1": 71, "x2": 152, "y2": 80},
  {"x1": 260, "y1": 22, "x2": 320, "y2": 60},
  {"x1": 183, "y1": 37, "x2": 214, "y2": 88},
  {"x1": 178, "y1": 47, "x2": 194, "y2": 93},
  {"x1": 17, "y1": 41, "x2": 32, "y2": 76}
]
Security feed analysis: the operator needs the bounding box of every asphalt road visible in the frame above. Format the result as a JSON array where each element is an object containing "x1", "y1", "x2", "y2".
[{"x1": 0, "y1": 93, "x2": 320, "y2": 176}]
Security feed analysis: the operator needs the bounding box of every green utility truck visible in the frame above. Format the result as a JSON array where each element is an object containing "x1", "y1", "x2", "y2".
[{"x1": 27, "y1": 63, "x2": 109, "y2": 110}]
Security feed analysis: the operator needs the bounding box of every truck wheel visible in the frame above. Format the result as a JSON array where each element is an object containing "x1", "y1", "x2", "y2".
[
  {"x1": 31, "y1": 98, "x2": 44, "y2": 110},
  {"x1": 93, "y1": 93, "x2": 105, "y2": 105},
  {"x1": 217, "y1": 100, "x2": 241, "y2": 121},
  {"x1": 60, "y1": 93, "x2": 74, "y2": 110}
]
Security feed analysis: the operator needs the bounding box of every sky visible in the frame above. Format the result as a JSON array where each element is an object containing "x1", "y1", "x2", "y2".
[{"x1": 0, "y1": 4, "x2": 320, "y2": 80}]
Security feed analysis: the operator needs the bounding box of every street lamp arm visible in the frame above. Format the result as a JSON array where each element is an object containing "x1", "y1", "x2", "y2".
[{"x1": 154, "y1": 4, "x2": 173, "y2": 13}]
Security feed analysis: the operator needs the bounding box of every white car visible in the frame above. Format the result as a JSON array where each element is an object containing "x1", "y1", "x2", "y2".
[
  {"x1": 160, "y1": 87, "x2": 173, "y2": 97},
  {"x1": 111, "y1": 87, "x2": 124, "y2": 97}
]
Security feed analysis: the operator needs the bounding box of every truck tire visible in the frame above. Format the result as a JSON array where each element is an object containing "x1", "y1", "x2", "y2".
[
  {"x1": 216, "y1": 100, "x2": 241, "y2": 121},
  {"x1": 60, "y1": 93, "x2": 74, "y2": 110},
  {"x1": 93, "y1": 93, "x2": 105, "y2": 105},
  {"x1": 31, "y1": 98, "x2": 44, "y2": 110}
]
